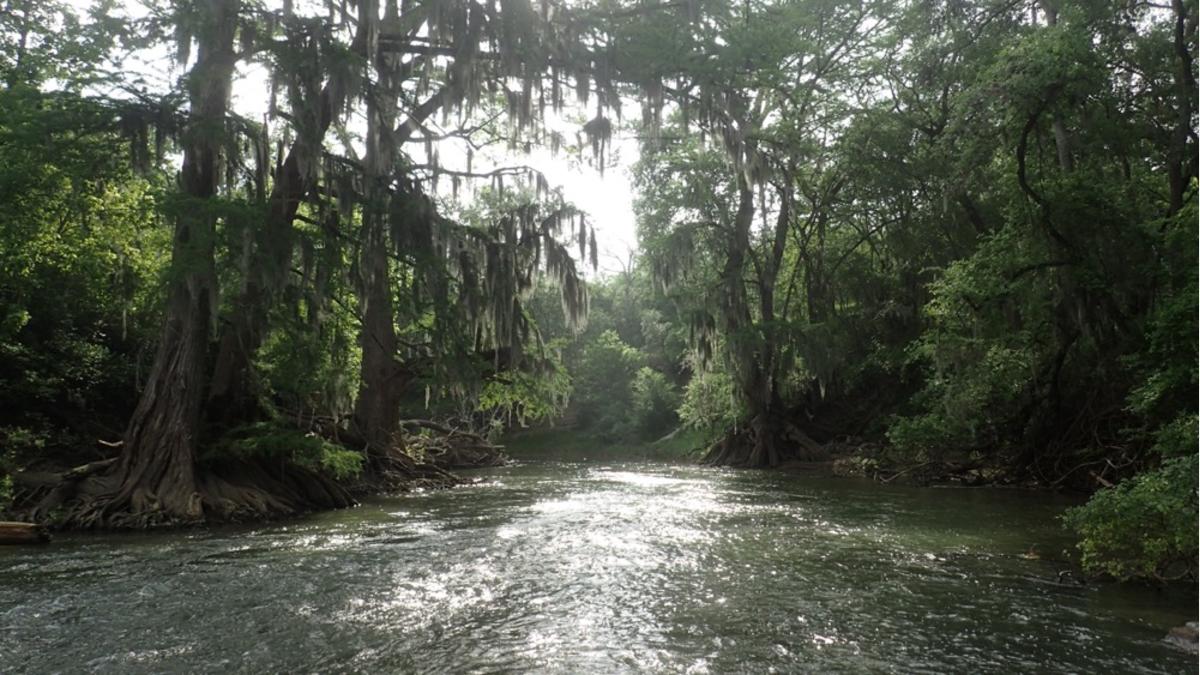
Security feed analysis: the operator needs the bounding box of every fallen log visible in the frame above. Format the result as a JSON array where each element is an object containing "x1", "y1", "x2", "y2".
[
  {"x1": 61, "y1": 457, "x2": 119, "y2": 482},
  {"x1": 0, "y1": 521, "x2": 50, "y2": 545},
  {"x1": 653, "y1": 426, "x2": 683, "y2": 445},
  {"x1": 13, "y1": 457, "x2": 119, "y2": 491}
]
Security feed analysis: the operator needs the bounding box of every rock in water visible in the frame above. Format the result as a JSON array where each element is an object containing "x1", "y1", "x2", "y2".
[
  {"x1": 1165, "y1": 622, "x2": 1199, "y2": 654},
  {"x1": 0, "y1": 521, "x2": 50, "y2": 545}
]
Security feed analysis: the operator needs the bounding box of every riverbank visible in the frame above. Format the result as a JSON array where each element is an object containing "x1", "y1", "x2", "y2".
[
  {"x1": 500, "y1": 426, "x2": 708, "y2": 463},
  {"x1": 502, "y1": 426, "x2": 1089, "y2": 491},
  {"x1": 3, "y1": 422, "x2": 509, "y2": 530}
]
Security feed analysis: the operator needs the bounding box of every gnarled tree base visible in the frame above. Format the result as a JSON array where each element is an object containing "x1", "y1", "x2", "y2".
[
  {"x1": 702, "y1": 414, "x2": 825, "y2": 468},
  {"x1": 353, "y1": 444, "x2": 462, "y2": 494},
  {"x1": 14, "y1": 457, "x2": 357, "y2": 530},
  {"x1": 10, "y1": 420, "x2": 509, "y2": 530}
]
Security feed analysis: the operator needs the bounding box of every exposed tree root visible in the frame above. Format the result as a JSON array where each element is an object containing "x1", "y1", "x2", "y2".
[
  {"x1": 9, "y1": 418, "x2": 508, "y2": 530},
  {"x1": 13, "y1": 455, "x2": 359, "y2": 529},
  {"x1": 355, "y1": 444, "x2": 461, "y2": 493},
  {"x1": 702, "y1": 413, "x2": 825, "y2": 468}
]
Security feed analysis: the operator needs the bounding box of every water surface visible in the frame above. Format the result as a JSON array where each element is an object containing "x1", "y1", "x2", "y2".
[{"x1": 0, "y1": 461, "x2": 1193, "y2": 673}]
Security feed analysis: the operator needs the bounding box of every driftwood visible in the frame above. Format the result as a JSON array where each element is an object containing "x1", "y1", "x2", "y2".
[
  {"x1": 399, "y1": 420, "x2": 508, "y2": 469},
  {"x1": 13, "y1": 457, "x2": 118, "y2": 490},
  {"x1": 0, "y1": 521, "x2": 50, "y2": 545},
  {"x1": 653, "y1": 426, "x2": 684, "y2": 445}
]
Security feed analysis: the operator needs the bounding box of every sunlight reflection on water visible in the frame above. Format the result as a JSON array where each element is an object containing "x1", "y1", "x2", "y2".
[{"x1": 0, "y1": 461, "x2": 1194, "y2": 674}]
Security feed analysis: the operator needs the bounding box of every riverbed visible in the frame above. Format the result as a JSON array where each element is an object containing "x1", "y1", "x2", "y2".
[{"x1": 0, "y1": 460, "x2": 1193, "y2": 673}]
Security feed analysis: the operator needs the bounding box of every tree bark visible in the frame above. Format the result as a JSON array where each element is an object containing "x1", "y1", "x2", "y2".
[
  {"x1": 804, "y1": 197, "x2": 832, "y2": 323},
  {"x1": 352, "y1": 0, "x2": 405, "y2": 452},
  {"x1": 103, "y1": 0, "x2": 240, "y2": 525},
  {"x1": 206, "y1": 150, "x2": 316, "y2": 426},
  {"x1": 353, "y1": 213, "x2": 404, "y2": 450},
  {"x1": 1167, "y1": 0, "x2": 1197, "y2": 216},
  {"x1": 1039, "y1": 2, "x2": 1076, "y2": 173}
]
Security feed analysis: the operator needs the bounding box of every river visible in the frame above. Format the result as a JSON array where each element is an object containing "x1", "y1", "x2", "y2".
[{"x1": 0, "y1": 459, "x2": 1194, "y2": 673}]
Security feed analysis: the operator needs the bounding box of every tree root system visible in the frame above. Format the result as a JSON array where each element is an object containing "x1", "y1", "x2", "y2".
[
  {"x1": 701, "y1": 413, "x2": 825, "y2": 468},
  {"x1": 8, "y1": 419, "x2": 508, "y2": 531}
]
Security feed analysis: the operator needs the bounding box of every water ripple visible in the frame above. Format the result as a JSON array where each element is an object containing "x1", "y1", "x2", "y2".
[{"x1": 0, "y1": 461, "x2": 1192, "y2": 673}]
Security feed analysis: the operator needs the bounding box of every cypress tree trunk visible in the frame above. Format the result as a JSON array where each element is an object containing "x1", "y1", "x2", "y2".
[
  {"x1": 702, "y1": 176, "x2": 823, "y2": 468},
  {"x1": 206, "y1": 15, "x2": 372, "y2": 427},
  {"x1": 353, "y1": 216, "x2": 403, "y2": 450},
  {"x1": 352, "y1": 0, "x2": 404, "y2": 451},
  {"x1": 102, "y1": 0, "x2": 240, "y2": 525}
]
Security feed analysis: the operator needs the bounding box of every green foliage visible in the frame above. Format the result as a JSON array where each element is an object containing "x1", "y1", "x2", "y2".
[
  {"x1": 528, "y1": 266, "x2": 689, "y2": 443},
  {"x1": 1063, "y1": 450, "x2": 1198, "y2": 581},
  {"x1": 257, "y1": 302, "x2": 361, "y2": 421},
  {"x1": 887, "y1": 223, "x2": 1050, "y2": 457},
  {"x1": 0, "y1": 46, "x2": 170, "y2": 466},
  {"x1": 1150, "y1": 414, "x2": 1200, "y2": 459},
  {"x1": 0, "y1": 426, "x2": 47, "y2": 462},
  {"x1": 678, "y1": 366, "x2": 742, "y2": 439},
  {"x1": 1059, "y1": 207, "x2": 1198, "y2": 582},
  {"x1": 0, "y1": 474, "x2": 11, "y2": 513},
  {"x1": 208, "y1": 424, "x2": 364, "y2": 480},
  {"x1": 1126, "y1": 208, "x2": 1198, "y2": 425},
  {"x1": 573, "y1": 329, "x2": 644, "y2": 439},
  {"x1": 0, "y1": 426, "x2": 46, "y2": 511},
  {"x1": 630, "y1": 367, "x2": 680, "y2": 438},
  {"x1": 477, "y1": 364, "x2": 573, "y2": 428}
]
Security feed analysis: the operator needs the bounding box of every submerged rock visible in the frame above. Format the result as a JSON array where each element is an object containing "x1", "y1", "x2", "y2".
[{"x1": 1164, "y1": 621, "x2": 1198, "y2": 654}]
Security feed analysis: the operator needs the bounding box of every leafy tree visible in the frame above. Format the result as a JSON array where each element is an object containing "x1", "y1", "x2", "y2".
[
  {"x1": 630, "y1": 367, "x2": 680, "y2": 438},
  {"x1": 9, "y1": 0, "x2": 614, "y2": 526},
  {"x1": 574, "y1": 329, "x2": 643, "y2": 440}
]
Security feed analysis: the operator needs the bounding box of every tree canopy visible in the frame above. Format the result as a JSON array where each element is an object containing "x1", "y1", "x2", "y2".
[{"x1": 0, "y1": 0, "x2": 1195, "y2": 581}]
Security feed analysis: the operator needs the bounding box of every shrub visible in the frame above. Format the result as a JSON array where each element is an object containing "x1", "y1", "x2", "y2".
[
  {"x1": 1063, "y1": 447, "x2": 1198, "y2": 581},
  {"x1": 477, "y1": 365, "x2": 573, "y2": 428},
  {"x1": 0, "y1": 474, "x2": 11, "y2": 514},
  {"x1": 630, "y1": 367, "x2": 679, "y2": 438},
  {"x1": 208, "y1": 424, "x2": 364, "y2": 480},
  {"x1": 678, "y1": 368, "x2": 743, "y2": 439}
]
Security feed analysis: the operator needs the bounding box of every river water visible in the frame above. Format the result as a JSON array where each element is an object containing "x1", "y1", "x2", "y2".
[{"x1": 0, "y1": 460, "x2": 1194, "y2": 673}]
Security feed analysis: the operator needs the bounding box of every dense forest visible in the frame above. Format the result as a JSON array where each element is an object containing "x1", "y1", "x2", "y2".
[{"x1": 0, "y1": 0, "x2": 1195, "y2": 587}]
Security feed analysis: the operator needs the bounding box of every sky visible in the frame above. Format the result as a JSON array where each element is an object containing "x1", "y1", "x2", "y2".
[{"x1": 70, "y1": 0, "x2": 642, "y2": 278}]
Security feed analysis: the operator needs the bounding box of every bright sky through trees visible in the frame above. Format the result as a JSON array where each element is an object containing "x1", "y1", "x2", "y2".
[{"x1": 68, "y1": 0, "x2": 640, "y2": 275}]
